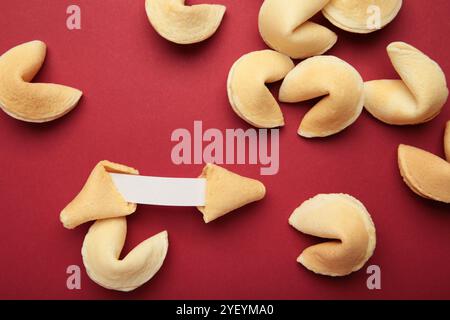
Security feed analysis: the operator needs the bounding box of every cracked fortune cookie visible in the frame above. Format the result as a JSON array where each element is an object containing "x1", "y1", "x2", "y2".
[
  {"x1": 197, "y1": 164, "x2": 266, "y2": 223},
  {"x1": 145, "y1": 0, "x2": 226, "y2": 44},
  {"x1": 60, "y1": 161, "x2": 139, "y2": 229},
  {"x1": 82, "y1": 217, "x2": 168, "y2": 292},
  {"x1": 289, "y1": 194, "x2": 376, "y2": 276},
  {"x1": 364, "y1": 42, "x2": 448, "y2": 125},
  {"x1": 61, "y1": 162, "x2": 266, "y2": 228},
  {"x1": 0, "y1": 40, "x2": 82, "y2": 122},
  {"x1": 258, "y1": 0, "x2": 337, "y2": 59}
]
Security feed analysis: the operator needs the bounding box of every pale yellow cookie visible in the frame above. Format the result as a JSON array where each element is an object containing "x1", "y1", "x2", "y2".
[
  {"x1": 258, "y1": 0, "x2": 337, "y2": 59},
  {"x1": 323, "y1": 0, "x2": 403, "y2": 33},
  {"x1": 365, "y1": 42, "x2": 448, "y2": 125},
  {"x1": 227, "y1": 50, "x2": 294, "y2": 128},
  {"x1": 289, "y1": 194, "x2": 376, "y2": 277},
  {"x1": 398, "y1": 144, "x2": 450, "y2": 203},
  {"x1": 197, "y1": 164, "x2": 266, "y2": 223},
  {"x1": 82, "y1": 217, "x2": 168, "y2": 292},
  {"x1": 60, "y1": 161, "x2": 139, "y2": 229},
  {"x1": 145, "y1": 0, "x2": 226, "y2": 44},
  {"x1": 279, "y1": 55, "x2": 364, "y2": 138},
  {"x1": 0, "y1": 40, "x2": 82, "y2": 122}
]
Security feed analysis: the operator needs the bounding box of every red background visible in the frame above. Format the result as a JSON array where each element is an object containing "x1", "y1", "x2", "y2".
[{"x1": 0, "y1": 0, "x2": 449, "y2": 300}]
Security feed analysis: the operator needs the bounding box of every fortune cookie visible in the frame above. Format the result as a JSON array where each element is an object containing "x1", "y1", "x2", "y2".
[
  {"x1": 398, "y1": 127, "x2": 450, "y2": 203},
  {"x1": 197, "y1": 164, "x2": 266, "y2": 223},
  {"x1": 279, "y1": 55, "x2": 364, "y2": 138},
  {"x1": 145, "y1": 0, "x2": 226, "y2": 44},
  {"x1": 60, "y1": 161, "x2": 139, "y2": 229},
  {"x1": 365, "y1": 42, "x2": 448, "y2": 125},
  {"x1": 322, "y1": 0, "x2": 403, "y2": 34},
  {"x1": 258, "y1": 0, "x2": 337, "y2": 59},
  {"x1": 0, "y1": 40, "x2": 82, "y2": 122},
  {"x1": 289, "y1": 194, "x2": 376, "y2": 277},
  {"x1": 61, "y1": 161, "x2": 265, "y2": 227},
  {"x1": 227, "y1": 50, "x2": 294, "y2": 128},
  {"x1": 82, "y1": 217, "x2": 168, "y2": 292}
]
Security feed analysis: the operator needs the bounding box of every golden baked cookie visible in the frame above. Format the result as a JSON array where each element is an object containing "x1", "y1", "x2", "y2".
[
  {"x1": 0, "y1": 41, "x2": 82, "y2": 122},
  {"x1": 365, "y1": 42, "x2": 448, "y2": 125},
  {"x1": 227, "y1": 50, "x2": 294, "y2": 128},
  {"x1": 323, "y1": 0, "x2": 403, "y2": 33},
  {"x1": 398, "y1": 135, "x2": 450, "y2": 204},
  {"x1": 82, "y1": 217, "x2": 168, "y2": 292},
  {"x1": 60, "y1": 161, "x2": 139, "y2": 229},
  {"x1": 279, "y1": 55, "x2": 364, "y2": 137},
  {"x1": 197, "y1": 164, "x2": 266, "y2": 223},
  {"x1": 258, "y1": 0, "x2": 337, "y2": 59},
  {"x1": 289, "y1": 194, "x2": 376, "y2": 277},
  {"x1": 145, "y1": 0, "x2": 226, "y2": 44}
]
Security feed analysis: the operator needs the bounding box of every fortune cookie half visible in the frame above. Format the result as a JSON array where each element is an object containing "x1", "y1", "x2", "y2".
[
  {"x1": 398, "y1": 143, "x2": 450, "y2": 204},
  {"x1": 145, "y1": 0, "x2": 226, "y2": 44},
  {"x1": 60, "y1": 161, "x2": 139, "y2": 229},
  {"x1": 82, "y1": 217, "x2": 168, "y2": 292},
  {"x1": 279, "y1": 55, "x2": 364, "y2": 138},
  {"x1": 365, "y1": 42, "x2": 448, "y2": 125},
  {"x1": 0, "y1": 40, "x2": 82, "y2": 122},
  {"x1": 258, "y1": 0, "x2": 337, "y2": 59},
  {"x1": 227, "y1": 50, "x2": 294, "y2": 128},
  {"x1": 289, "y1": 194, "x2": 376, "y2": 277},
  {"x1": 322, "y1": 0, "x2": 403, "y2": 34},
  {"x1": 197, "y1": 164, "x2": 266, "y2": 223}
]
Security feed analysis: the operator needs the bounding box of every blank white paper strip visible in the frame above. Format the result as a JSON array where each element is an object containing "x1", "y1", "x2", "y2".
[{"x1": 110, "y1": 173, "x2": 206, "y2": 206}]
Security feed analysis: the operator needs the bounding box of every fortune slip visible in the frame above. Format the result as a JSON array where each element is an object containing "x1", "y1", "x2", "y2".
[
  {"x1": 60, "y1": 161, "x2": 266, "y2": 229},
  {"x1": 110, "y1": 173, "x2": 206, "y2": 206}
]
